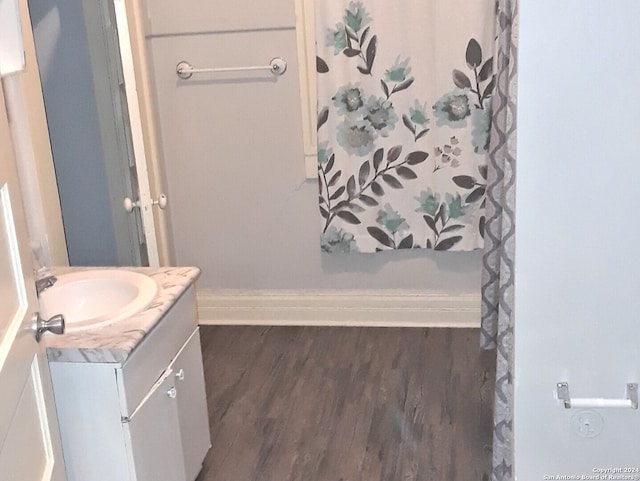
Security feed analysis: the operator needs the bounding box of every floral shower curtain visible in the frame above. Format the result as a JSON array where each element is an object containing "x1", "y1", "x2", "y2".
[
  {"x1": 317, "y1": 1, "x2": 520, "y2": 478},
  {"x1": 316, "y1": 0, "x2": 496, "y2": 253}
]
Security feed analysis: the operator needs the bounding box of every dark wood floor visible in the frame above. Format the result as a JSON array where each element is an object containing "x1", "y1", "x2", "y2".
[{"x1": 196, "y1": 326, "x2": 495, "y2": 481}]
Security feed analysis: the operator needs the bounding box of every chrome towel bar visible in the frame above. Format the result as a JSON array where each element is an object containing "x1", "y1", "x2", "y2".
[
  {"x1": 176, "y1": 57, "x2": 287, "y2": 79},
  {"x1": 557, "y1": 382, "x2": 638, "y2": 409}
]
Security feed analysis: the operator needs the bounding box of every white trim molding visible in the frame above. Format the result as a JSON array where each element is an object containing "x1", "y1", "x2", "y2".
[
  {"x1": 196, "y1": 289, "x2": 481, "y2": 328},
  {"x1": 294, "y1": 0, "x2": 318, "y2": 180}
]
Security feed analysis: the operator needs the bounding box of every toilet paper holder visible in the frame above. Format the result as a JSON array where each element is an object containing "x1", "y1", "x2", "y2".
[{"x1": 557, "y1": 382, "x2": 638, "y2": 409}]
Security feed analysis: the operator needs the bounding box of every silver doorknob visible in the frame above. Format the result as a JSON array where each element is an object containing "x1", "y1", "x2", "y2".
[{"x1": 33, "y1": 313, "x2": 65, "y2": 342}]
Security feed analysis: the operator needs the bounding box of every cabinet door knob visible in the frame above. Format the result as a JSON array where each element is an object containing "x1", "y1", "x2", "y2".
[
  {"x1": 167, "y1": 387, "x2": 177, "y2": 399},
  {"x1": 176, "y1": 369, "x2": 185, "y2": 381}
]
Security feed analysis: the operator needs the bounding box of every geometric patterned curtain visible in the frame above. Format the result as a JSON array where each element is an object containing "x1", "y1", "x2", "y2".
[{"x1": 479, "y1": 1, "x2": 519, "y2": 480}]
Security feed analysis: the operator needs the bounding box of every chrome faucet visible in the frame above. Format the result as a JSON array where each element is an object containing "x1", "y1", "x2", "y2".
[{"x1": 35, "y1": 275, "x2": 57, "y2": 296}]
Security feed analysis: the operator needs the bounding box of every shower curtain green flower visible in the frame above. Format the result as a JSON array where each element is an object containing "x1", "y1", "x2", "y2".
[{"x1": 316, "y1": 0, "x2": 496, "y2": 253}]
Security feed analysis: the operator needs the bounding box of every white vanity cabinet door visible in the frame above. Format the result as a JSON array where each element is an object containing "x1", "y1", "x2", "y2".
[
  {"x1": 171, "y1": 328, "x2": 211, "y2": 481},
  {"x1": 48, "y1": 362, "x2": 131, "y2": 481},
  {"x1": 119, "y1": 288, "x2": 197, "y2": 415},
  {"x1": 49, "y1": 285, "x2": 211, "y2": 481},
  {"x1": 124, "y1": 369, "x2": 187, "y2": 481}
]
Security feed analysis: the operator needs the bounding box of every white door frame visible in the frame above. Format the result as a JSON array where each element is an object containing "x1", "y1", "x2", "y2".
[
  {"x1": 119, "y1": 0, "x2": 174, "y2": 267},
  {"x1": 113, "y1": 0, "x2": 160, "y2": 267}
]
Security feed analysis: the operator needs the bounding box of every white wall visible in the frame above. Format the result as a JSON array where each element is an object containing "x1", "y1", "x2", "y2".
[
  {"x1": 145, "y1": 0, "x2": 482, "y2": 302},
  {"x1": 514, "y1": 0, "x2": 640, "y2": 476}
]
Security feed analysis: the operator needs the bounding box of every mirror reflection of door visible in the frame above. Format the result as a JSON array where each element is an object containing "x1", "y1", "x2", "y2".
[{"x1": 28, "y1": 0, "x2": 155, "y2": 266}]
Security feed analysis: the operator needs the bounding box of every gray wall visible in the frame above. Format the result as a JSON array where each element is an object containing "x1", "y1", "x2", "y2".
[
  {"x1": 30, "y1": 0, "x2": 118, "y2": 266},
  {"x1": 146, "y1": 0, "x2": 482, "y2": 292},
  {"x1": 514, "y1": 0, "x2": 640, "y2": 475}
]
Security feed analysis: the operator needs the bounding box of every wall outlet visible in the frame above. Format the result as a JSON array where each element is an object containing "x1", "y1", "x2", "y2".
[{"x1": 570, "y1": 410, "x2": 604, "y2": 438}]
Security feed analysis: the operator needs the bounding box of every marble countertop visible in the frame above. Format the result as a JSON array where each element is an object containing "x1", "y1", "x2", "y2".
[{"x1": 43, "y1": 266, "x2": 200, "y2": 365}]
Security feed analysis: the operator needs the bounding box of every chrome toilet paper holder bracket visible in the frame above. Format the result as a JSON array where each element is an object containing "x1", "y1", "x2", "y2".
[{"x1": 557, "y1": 382, "x2": 638, "y2": 410}]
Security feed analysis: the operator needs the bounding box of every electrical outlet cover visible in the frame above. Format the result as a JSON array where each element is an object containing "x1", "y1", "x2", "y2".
[{"x1": 570, "y1": 410, "x2": 604, "y2": 438}]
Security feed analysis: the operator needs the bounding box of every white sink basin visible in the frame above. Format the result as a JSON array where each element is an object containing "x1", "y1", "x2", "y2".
[{"x1": 39, "y1": 270, "x2": 158, "y2": 332}]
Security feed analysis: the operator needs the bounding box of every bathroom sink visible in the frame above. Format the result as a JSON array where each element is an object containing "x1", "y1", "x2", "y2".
[{"x1": 39, "y1": 270, "x2": 158, "y2": 332}]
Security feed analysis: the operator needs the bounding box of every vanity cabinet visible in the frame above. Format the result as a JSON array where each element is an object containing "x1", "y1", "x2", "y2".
[{"x1": 48, "y1": 286, "x2": 211, "y2": 481}]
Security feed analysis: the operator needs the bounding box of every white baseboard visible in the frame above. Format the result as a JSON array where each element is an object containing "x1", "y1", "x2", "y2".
[{"x1": 196, "y1": 289, "x2": 481, "y2": 328}]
